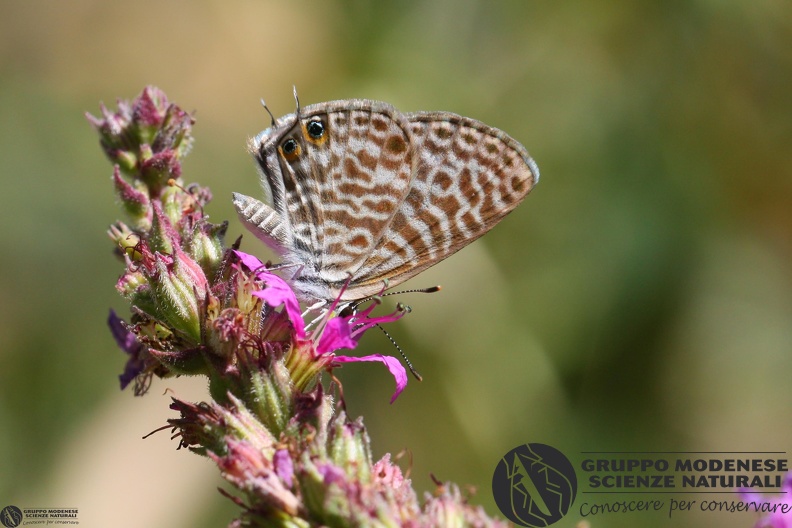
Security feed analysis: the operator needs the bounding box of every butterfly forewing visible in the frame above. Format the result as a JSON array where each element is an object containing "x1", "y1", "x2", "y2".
[
  {"x1": 342, "y1": 112, "x2": 538, "y2": 299},
  {"x1": 292, "y1": 102, "x2": 414, "y2": 284},
  {"x1": 236, "y1": 98, "x2": 539, "y2": 303}
]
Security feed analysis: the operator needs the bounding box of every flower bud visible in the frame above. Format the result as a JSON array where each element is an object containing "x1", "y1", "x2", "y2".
[
  {"x1": 148, "y1": 345, "x2": 207, "y2": 376},
  {"x1": 86, "y1": 86, "x2": 194, "y2": 195},
  {"x1": 112, "y1": 166, "x2": 151, "y2": 229},
  {"x1": 148, "y1": 201, "x2": 180, "y2": 255},
  {"x1": 190, "y1": 221, "x2": 227, "y2": 281},
  {"x1": 139, "y1": 145, "x2": 182, "y2": 195},
  {"x1": 328, "y1": 416, "x2": 371, "y2": 478},
  {"x1": 116, "y1": 270, "x2": 159, "y2": 321},
  {"x1": 108, "y1": 221, "x2": 142, "y2": 261},
  {"x1": 150, "y1": 248, "x2": 208, "y2": 343},
  {"x1": 130, "y1": 85, "x2": 170, "y2": 145},
  {"x1": 159, "y1": 183, "x2": 184, "y2": 227},
  {"x1": 85, "y1": 101, "x2": 137, "y2": 171}
]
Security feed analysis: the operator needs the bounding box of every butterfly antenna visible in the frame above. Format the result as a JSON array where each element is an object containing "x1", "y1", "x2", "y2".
[
  {"x1": 260, "y1": 98, "x2": 276, "y2": 127},
  {"x1": 377, "y1": 323, "x2": 423, "y2": 381},
  {"x1": 346, "y1": 285, "x2": 441, "y2": 312},
  {"x1": 382, "y1": 285, "x2": 442, "y2": 297},
  {"x1": 292, "y1": 85, "x2": 301, "y2": 118}
]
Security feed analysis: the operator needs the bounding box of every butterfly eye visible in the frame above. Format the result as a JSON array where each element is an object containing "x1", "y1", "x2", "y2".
[
  {"x1": 281, "y1": 138, "x2": 300, "y2": 157},
  {"x1": 307, "y1": 120, "x2": 325, "y2": 139},
  {"x1": 282, "y1": 138, "x2": 298, "y2": 153}
]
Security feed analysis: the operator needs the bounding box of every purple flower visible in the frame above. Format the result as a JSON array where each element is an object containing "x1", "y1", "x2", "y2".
[
  {"x1": 235, "y1": 250, "x2": 409, "y2": 402},
  {"x1": 273, "y1": 449, "x2": 294, "y2": 489},
  {"x1": 334, "y1": 354, "x2": 407, "y2": 404},
  {"x1": 212, "y1": 437, "x2": 301, "y2": 517},
  {"x1": 108, "y1": 309, "x2": 146, "y2": 391},
  {"x1": 99, "y1": 87, "x2": 514, "y2": 528},
  {"x1": 318, "y1": 462, "x2": 348, "y2": 487},
  {"x1": 742, "y1": 473, "x2": 792, "y2": 528}
]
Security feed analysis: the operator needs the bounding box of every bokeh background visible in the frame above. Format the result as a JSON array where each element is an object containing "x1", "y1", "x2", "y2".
[{"x1": 2, "y1": 1, "x2": 791, "y2": 527}]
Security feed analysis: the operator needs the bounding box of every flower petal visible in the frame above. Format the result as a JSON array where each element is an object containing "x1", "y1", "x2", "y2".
[
  {"x1": 109, "y1": 309, "x2": 139, "y2": 353},
  {"x1": 316, "y1": 316, "x2": 357, "y2": 355},
  {"x1": 235, "y1": 250, "x2": 305, "y2": 338},
  {"x1": 108, "y1": 309, "x2": 146, "y2": 390},
  {"x1": 334, "y1": 354, "x2": 408, "y2": 403},
  {"x1": 317, "y1": 462, "x2": 346, "y2": 486},
  {"x1": 348, "y1": 301, "x2": 408, "y2": 339},
  {"x1": 233, "y1": 250, "x2": 266, "y2": 274},
  {"x1": 273, "y1": 449, "x2": 294, "y2": 489}
]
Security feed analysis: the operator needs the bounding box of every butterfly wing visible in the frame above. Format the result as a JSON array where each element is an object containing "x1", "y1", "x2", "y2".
[
  {"x1": 233, "y1": 192, "x2": 291, "y2": 257},
  {"x1": 345, "y1": 112, "x2": 539, "y2": 299}
]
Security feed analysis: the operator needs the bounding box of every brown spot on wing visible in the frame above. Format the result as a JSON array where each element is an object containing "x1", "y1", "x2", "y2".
[
  {"x1": 433, "y1": 170, "x2": 453, "y2": 192},
  {"x1": 386, "y1": 135, "x2": 407, "y2": 154}
]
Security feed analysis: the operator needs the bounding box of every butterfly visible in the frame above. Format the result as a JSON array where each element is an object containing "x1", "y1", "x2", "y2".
[{"x1": 233, "y1": 93, "x2": 539, "y2": 304}]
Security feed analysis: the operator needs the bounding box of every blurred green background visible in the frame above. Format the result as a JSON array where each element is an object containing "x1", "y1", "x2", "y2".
[{"x1": 1, "y1": 1, "x2": 791, "y2": 527}]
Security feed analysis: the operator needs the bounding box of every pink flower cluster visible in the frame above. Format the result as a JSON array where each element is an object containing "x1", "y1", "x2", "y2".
[{"x1": 235, "y1": 250, "x2": 409, "y2": 402}]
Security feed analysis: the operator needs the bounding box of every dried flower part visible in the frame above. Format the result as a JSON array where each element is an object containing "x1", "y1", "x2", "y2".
[
  {"x1": 95, "y1": 87, "x2": 509, "y2": 527},
  {"x1": 169, "y1": 392, "x2": 509, "y2": 527}
]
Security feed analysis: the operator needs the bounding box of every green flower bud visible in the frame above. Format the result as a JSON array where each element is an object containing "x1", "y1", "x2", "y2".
[
  {"x1": 148, "y1": 202, "x2": 179, "y2": 254},
  {"x1": 108, "y1": 221, "x2": 142, "y2": 260},
  {"x1": 112, "y1": 166, "x2": 151, "y2": 229},
  {"x1": 150, "y1": 249, "x2": 208, "y2": 343},
  {"x1": 87, "y1": 86, "x2": 193, "y2": 196},
  {"x1": 190, "y1": 221, "x2": 227, "y2": 282}
]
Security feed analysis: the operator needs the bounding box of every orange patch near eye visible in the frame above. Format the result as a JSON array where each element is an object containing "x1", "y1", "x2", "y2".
[
  {"x1": 302, "y1": 121, "x2": 329, "y2": 146},
  {"x1": 280, "y1": 141, "x2": 302, "y2": 162}
]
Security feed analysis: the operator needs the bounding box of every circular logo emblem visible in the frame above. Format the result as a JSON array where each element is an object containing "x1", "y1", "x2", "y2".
[
  {"x1": 492, "y1": 443, "x2": 577, "y2": 527},
  {"x1": 0, "y1": 506, "x2": 23, "y2": 528}
]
